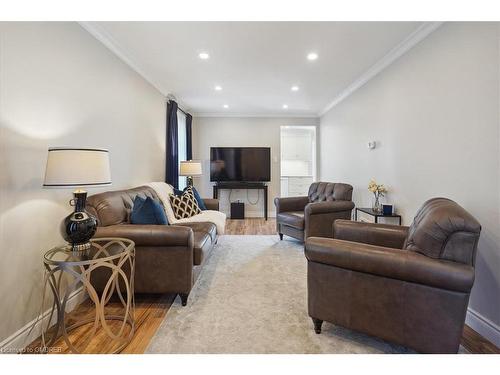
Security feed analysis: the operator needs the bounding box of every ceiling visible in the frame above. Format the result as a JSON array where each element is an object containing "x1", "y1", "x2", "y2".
[{"x1": 83, "y1": 22, "x2": 429, "y2": 117}]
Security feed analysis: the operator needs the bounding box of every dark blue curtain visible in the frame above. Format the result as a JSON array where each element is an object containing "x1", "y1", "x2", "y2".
[
  {"x1": 166, "y1": 100, "x2": 179, "y2": 188},
  {"x1": 186, "y1": 113, "x2": 193, "y2": 160}
]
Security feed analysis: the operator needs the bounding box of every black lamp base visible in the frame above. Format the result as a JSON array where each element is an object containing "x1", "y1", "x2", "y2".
[{"x1": 61, "y1": 190, "x2": 97, "y2": 252}]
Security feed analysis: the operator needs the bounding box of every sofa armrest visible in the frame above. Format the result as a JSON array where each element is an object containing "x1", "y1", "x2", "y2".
[
  {"x1": 305, "y1": 201, "x2": 354, "y2": 216},
  {"x1": 203, "y1": 198, "x2": 219, "y2": 211},
  {"x1": 95, "y1": 224, "x2": 193, "y2": 247},
  {"x1": 274, "y1": 196, "x2": 309, "y2": 213},
  {"x1": 333, "y1": 219, "x2": 409, "y2": 249},
  {"x1": 305, "y1": 237, "x2": 474, "y2": 293}
]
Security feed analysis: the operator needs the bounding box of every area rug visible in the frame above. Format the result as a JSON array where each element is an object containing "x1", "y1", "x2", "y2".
[{"x1": 146, "y1": 235, "x2": 460, "y2": 354}]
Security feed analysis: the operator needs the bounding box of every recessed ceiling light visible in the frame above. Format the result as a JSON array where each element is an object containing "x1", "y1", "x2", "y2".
[
  {"x1": 291, "y1": 85, "x2": 299, "y2": 92},
  {"x1": 282, "y1": 104, "x2": 288, "y2": 109},
  {"x1": 199, "y1": 52, "x2": 210, "y2": 60},
  {"x1": 223, "y1": 104, "x2": 229, "y2": 109},
  {"x1": 307, "y1": 52, "x2": 318, "y2": 61},
  {"x1": 215, "y1": 85, "x2": 222, "y2": 91}
]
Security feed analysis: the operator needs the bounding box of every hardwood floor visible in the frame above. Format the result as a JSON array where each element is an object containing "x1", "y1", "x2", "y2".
[
  {"x1": 225, "y1": 218, "x2": 276, "y2": 235},
  {"x1": 26, "y1": 293, "x2": 176, "y2": 354},
  {"x1": 26, "y1": 218, "x2": 499, "y2": 354},
  {"x1": 461, "y1": 325, "x2": 500, "y2": 354}
]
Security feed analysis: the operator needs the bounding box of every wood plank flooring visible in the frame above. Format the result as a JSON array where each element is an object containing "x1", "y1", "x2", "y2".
[
  {"x1": 225, "y1": 218, "x2": 276, "y2": 235},
  {"x1": 461, "y1": 325, "x2": 500, "y2": 354},
  {"x1": 26, "y1": 218, "x2": 499, "y2": 354}
]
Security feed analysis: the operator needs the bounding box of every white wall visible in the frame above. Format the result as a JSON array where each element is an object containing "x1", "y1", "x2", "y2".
[
  {"x1": 192, "y1": 117, "x2": 319, "y2": 217},
  {"x1": 0, "y1": 22, "x2": 166, "y2": 345},
  {"x1": 319, "y1": 22, "x2": 500, "y2": 346}
]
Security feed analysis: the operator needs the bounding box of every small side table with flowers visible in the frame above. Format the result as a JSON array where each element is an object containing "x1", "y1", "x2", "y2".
[{"x1": 356, "y1": 179, "x2": 402, "y2": 225}]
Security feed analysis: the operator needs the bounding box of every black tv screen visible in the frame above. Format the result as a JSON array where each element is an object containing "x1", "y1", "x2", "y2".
[{"x1": 210, "y1": 147, "x2": 271, "y2": 182}]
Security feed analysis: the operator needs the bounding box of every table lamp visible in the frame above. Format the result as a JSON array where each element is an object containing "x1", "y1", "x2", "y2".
[
  {"x1": 43, "y1": 147, "x2": 111, "y2": 252},
  {"x1": 179, "y1": 160, "x2": 202, "y2": 187}
]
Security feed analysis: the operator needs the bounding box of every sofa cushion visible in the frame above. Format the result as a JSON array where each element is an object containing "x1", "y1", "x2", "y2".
[
  {"x1": 193, "y1": 231, "x2": 212, "y2": 265},
  {"x1": 177, "y1": 222, "x2": 217, "y2": 243},
  {"x1": 86, "y1": 186, "x2": 160, "y2": 226},
  {"x1": 172, "y1": 210, "x2": 226, "y2": 234},
  {"x1": 277, "y1": 211, "x2": 305, "y2": 230},
  {"x1": 130, "y1": 196, "x2": 168, "y2": 225}
]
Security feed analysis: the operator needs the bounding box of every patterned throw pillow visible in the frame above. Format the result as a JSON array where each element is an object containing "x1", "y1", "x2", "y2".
[{"x1": 169, "y1": 186, "x2": 201, "y2": 219}]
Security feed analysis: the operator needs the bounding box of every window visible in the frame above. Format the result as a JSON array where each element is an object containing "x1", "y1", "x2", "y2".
[{"x1": 177, "y1": 110, "x2": 187, "y2": 190}]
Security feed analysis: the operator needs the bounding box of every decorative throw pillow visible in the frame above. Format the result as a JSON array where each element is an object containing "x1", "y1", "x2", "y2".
[
  {"x1": 169, "y1": 186, "x2": 201, "y2": 219},
  {"x1": 130, "y1": 196, "x2": 168, "y2": 225},
  {"x1": 173, "y1": 186, "x2": 207, "y2": 211},
  {"x1": 190, "y1": 186, "x2": 207, "y2": 210}
]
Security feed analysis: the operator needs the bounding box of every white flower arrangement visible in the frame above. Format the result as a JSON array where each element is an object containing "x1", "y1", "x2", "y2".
[
  {"x1": 368, "y1": 179, "x2": 387, "y2": 213},
  {"x1": 368, "y1": 179, "x2": 387, "y2": 196}
]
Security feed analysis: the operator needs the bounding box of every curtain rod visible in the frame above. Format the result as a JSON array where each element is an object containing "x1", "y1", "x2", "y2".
[
  {"x1": 177, "y1": 106, "x2": 189, "y2": 116},
  {"x1": 167, "y1": 98, "x2": 190, "y2": 116}
]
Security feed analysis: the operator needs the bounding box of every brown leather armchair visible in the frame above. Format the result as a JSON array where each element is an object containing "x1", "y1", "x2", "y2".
[
  {"x1": 305, "y1": 198, "x2": 481, "y2": 353},
  {"x1": 274, "y1": 182, "x2": 354, "y2": 241}
]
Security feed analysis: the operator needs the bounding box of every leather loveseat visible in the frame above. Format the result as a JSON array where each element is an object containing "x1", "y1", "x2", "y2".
[
  {"x1": 274, "y1": 182, "x2": 354, "y2": 241},
  {"x1": 305, "y1": 198, "x2": 481, "y2": 353},
  {"x1": 86, "y1": 186, "x2": 220, "y2": 306}
]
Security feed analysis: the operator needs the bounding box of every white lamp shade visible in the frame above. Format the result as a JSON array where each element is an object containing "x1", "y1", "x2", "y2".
[
  {"x1": 179, "y1": 160, "x2": 202, "y2": 176},
  {"x1": 43, "y1": 148, "x2": 111, "y2": 188}
]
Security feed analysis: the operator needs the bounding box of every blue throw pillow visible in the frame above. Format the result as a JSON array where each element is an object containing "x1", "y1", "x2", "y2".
[
  {"x1": 130, "y1": 196, "x2": 168, "y2": 225},
  {"x1": 190, "y1": 186, "x2": 207, "y2": 210}
]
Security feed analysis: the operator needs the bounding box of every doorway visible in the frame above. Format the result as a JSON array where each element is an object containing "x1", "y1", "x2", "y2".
[{"x1": 280, "y1": 126, "x2": 317, "y2": 197}]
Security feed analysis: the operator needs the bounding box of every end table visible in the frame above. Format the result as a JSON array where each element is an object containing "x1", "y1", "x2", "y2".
[
  {"x1": 354, "y1": 207, "x2": 402, "y2": 225},
  {"x1": 40, "y1": 237, "x2": 135, "y2": 353}
]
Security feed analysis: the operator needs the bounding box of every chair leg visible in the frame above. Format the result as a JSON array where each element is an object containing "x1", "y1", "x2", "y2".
[
  {"x1": 279, "y1": 233, "x2": 283, "y2": 240},
  {"x1": 180, "y1": 293, "x2": 189, "y2": 306},
  {"x1": 312, "y1": 318, "x2": 323, "y2": 334}
]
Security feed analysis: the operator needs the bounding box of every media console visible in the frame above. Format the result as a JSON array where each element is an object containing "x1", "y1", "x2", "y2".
[{"x1": 212, "y1": 182, "x2": 268, "y2": 220}]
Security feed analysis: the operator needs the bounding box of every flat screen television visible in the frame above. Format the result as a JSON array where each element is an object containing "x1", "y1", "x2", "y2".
[{"x1": 210, "y1": 147, "x2": 271, "y2": 182}]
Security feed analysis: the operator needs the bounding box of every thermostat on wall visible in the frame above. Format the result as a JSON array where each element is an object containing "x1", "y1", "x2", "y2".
[{"x1": 368, "y1": 141, "x2": 376, "y2": 149}]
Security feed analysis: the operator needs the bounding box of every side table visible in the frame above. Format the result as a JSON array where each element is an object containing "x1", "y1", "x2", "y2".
[
  {"x1": 40, "y1": 237, "x2": 135, "y2": 353},
  {"x1": 354, "y1": 207, "x2": 402, "y2": 225}
]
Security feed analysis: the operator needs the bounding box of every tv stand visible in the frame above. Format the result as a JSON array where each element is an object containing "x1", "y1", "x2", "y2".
[{"x1": 212, "y1": 182, "x2": 268, "y2": 220}]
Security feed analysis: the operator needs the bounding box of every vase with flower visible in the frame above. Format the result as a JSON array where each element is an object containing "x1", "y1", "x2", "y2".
[{"x1": 368, "y1": 179, "x2": 387, "y2": 213}]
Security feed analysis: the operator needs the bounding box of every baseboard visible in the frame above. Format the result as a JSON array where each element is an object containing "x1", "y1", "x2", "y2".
[
  {"x1": 466, "y1": 308, "x2": 500, "y2": 348},
  {"x1": 0, "y1": 288, "x2": 87, "y2": 354}
]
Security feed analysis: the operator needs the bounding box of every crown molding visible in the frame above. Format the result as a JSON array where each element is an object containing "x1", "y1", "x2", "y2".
[
  {"x1": 192, "y1": 112, "x2": 319, "y2": 119},
  {"x1": 78, "y1": 21, "x2": 169, "y2": 97},
  {"x1": 319, "y1": 22, "x2": 443, "y2": 117}
]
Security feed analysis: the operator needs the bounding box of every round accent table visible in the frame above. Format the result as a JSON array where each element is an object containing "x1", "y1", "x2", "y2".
[{"x1": 41, "y1": 238, "x2": 135, "y2": 353}]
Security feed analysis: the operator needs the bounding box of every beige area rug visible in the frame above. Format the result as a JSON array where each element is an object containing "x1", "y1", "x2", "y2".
[{"x1": 146, "y1": 235, "x2": 458, "y2": 354}]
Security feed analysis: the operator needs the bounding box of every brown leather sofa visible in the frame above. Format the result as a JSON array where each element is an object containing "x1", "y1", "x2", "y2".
[
  {"x1": 86, "y1": 185, "x2": 220, "y2": 306},
  {"x1": 305, "y1": 197, "x2": 481, "y2": 353},
  {"x1": 274, "y1": 182, "x2": 354, "y2": 241}
]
